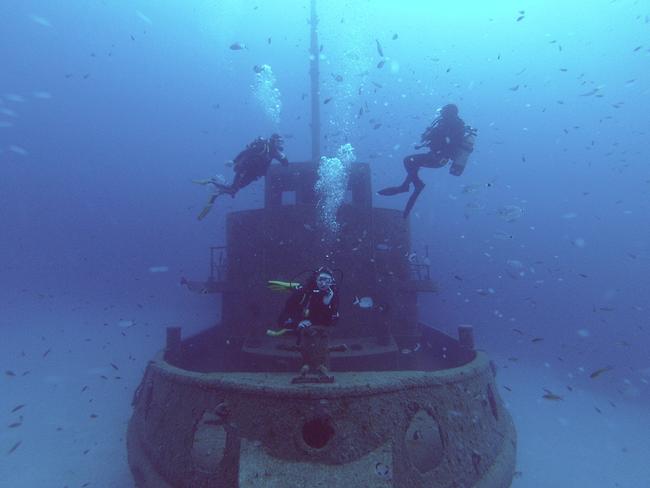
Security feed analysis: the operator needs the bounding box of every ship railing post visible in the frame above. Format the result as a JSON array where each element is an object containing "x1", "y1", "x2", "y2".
[
  {"x1": 165, "y1": 326, "x2": 182, "y2": 364},
  {"x1": 458, "y1": 324, "x2": 475, "y2": 360}
]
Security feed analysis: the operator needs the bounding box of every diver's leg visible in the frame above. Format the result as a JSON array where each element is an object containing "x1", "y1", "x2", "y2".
[
  {"x1": 378, "y1": 155, "x2": 417, "y2": 196},
  {"x1": 403, "y1": 178, "x2": 425, "y2": 218},
  {"x1": 197, "y1": 193, "x2": 221, "y2": 221}
]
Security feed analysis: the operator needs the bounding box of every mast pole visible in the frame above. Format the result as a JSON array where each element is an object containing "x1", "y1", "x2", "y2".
[{"x1": 309, "y1": 0, "x2": 320, "y2": 163}]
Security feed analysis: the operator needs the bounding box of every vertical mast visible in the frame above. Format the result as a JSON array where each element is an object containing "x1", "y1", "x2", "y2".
[{"x1": 309, "y1": 0, "x2": 320, "y2": 163}]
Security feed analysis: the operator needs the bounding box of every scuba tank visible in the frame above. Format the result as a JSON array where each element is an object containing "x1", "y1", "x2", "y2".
[{"x1": 449, "y1": 126, "x2": 477, "y2": 176}]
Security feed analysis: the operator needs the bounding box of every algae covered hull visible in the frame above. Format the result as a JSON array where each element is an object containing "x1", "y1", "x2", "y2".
[{"x1": 128, "y1": 351, "x2": 516, "y2": 487}]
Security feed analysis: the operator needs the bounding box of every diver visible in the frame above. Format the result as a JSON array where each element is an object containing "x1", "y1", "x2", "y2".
[
  {"x1": 274, "y1": 267, "x2": 341, "y2": 382},
  {"x1": 194, "y1": 133, "x2": 289, "y2": 220},
  {"x1": 377, "y1": 103, "x2": 475, "y2": 218}
]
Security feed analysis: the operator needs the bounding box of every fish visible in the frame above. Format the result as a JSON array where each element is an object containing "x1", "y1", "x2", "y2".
[
  {"x1": 32, "y1": 91, "x2": 52, "y2": 99},
  {"x1": 353, "y1": 296, "x2": 374, "y2": 309},
  {"x1": 7, "y1": 441, "x2": 21, "y2": 455},
  {"x1": 42, "y1": 348, "x2": 51, "y2": 358},
  {"x1": 117, "y1": 319, "x2": 135, "y2": 329},
  {"x1": 377, "y1": 59, "x2": 386, "y2": 69},
  {"x1": 392, "y1": 33, "x2": 398, "y2": 40},
  {"x1": 229, "y1": 42, "x2": 246, "y2": 50},
  {"x1": 110, "y1": 363, "x2": 119, "y2": 371},
  {"x1": 9, "y1": 145, "x2": 28, "y2": 156},
  {"x1": 29, "y1": 15, "x2": 52, "y2": 27},
  {"x1": 497, "y1": 205, "x2": 524, "y2": 222},
  {"x1": 531, "y1": 337, "x2": 544, "y2": 343},
  {"x1": 148, "y1": 266, "x2": 169, "y2": 273},
  {"x1": 135, "y1": 10, "x2": 152, "y2": 24},
  {"x1": 580, "y1": 88, "x2": 600, "y2": 97},
  {"x1": 516, "y1": 15, "x2": 525, "y2": 21},
  {"x1": 542, "y1": 389, "x2": 563, "y2": 401},
  {"x1": 5, "y1": 370, "x2": 16, "y2": 377},
  {"x1": 323, "y1": 97, "x2": 333, "y2": 104},
  {"x1": 8, "y1": 422, "x2": 21, "y2": 428},
  {"x1": 375, "y1": 39, "x2": 384, "y2": 57},
  {"x1": 373, "y1": 123, "x2": 382, "y2": 130},
  {"x1": 589, "y1": 366, "x2": 613, "y2": 379},
  {"x1": 10, "y1": 404, "x2": 25, "y2": 413}
]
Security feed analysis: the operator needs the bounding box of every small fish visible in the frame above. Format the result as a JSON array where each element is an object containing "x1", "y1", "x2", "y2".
[
  {"x1": 375, "y1": 39, "x2": 384, "y2": 57},
  {"x1": 516, "y1": 15, "x2": 525, "y2": 21},
  {"x1": 42, "y1": 348, "x2": 51, "y2": 358},
  {"x1": 8, "y1": 422, "x2": 22, "y2": 428},
  {"x1": 531, "y1": 337, "x2": 544, "y2": 343},
  {"x1": 135, "y1": 10, "x2": 152, "y2": 24},
  {"x1": 90, "y1": 414, "x2": 98, "y2": 419},
  {"x1": 377, "y1": 59, "x2": 386, "y2": 69},
  {"x1": 7, "y1": 441, "x2": 21, "y2": 454},
  {"x1": 5, "y1": 370, "x2": 16, "y2": 377},
  {"x1": 392, "y1": 33, "x2": 398, "y2": 40},
  {"x1": 323, "y1": 97, "x2": 333, "y2": 104},
  {"x1": 509, "y1": 85, "x2": 520, "y2": 91},
  {"x1": 148, "y1": 266, "x2": 169, "y2": 273},
  {"x1": 589, "y1": 366, "x2": 613, "y2": 379},
  {"x1": 29, "y1": 15, "x2": 52, "y2": 27},
  {"x1": 11, "y1": 404, "x2": 26, "y2": 413},
  {"x1": 353, "y1": 296, "x2": 374, "y2": 309},
  {"x1": 332, "y1": 73, "x2": 343, "y2": 82},
  {"x1": 580, "y1": 88, "x2": 599, "y2": 97},
  {"x1": 110, "y1": 363, "x2": 119, "y2": 371},
  {"x1": 373, "y1": 123, "x2": 382, "y2": 130},
  {"x1": 229, "y1": 42, "x2": 246, "y2": 50},
  {"x1": 117, "y1": 319, "x2": 135, "y2": 329},
  {"x1": 503, "y1": 386, "x2": 512, "y2": 392},
  {"x1": 542, "y1": 389, "x2": 563, "y2": 401}
]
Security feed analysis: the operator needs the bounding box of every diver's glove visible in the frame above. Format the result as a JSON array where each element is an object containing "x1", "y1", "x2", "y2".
[{"x1": 298, "y1": 320, "x2": 312, "y2": 329}]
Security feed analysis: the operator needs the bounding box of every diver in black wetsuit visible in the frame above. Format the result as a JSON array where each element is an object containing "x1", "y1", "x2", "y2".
[
  {"x1": 194, "y1": 133, "x2": 289, "y2": 220},
  {"x1": 276, "y1": 267, "x2": 341, "y2": 381},
  {"x1": 378, "y1": 104, "x2": 472, "y2": 218}
]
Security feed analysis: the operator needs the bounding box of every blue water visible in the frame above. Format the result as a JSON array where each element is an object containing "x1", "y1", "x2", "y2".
[{"x1": 1, "y1": 1, "x2": 649, "y2": 486}]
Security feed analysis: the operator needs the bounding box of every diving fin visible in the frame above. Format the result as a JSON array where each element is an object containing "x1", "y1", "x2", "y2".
[
  {"x1": 192, "y1": 179, "x2": 213, "y2": 186},
  {"x1": 377, "y1": 184, "x2": 409, "y2": 196},
  {"x1": 266, "y1": 328, "x2": 293, "y2": 337},
  {"x1": 267, "y1": 280, "x2": 301, "y2": 292}
]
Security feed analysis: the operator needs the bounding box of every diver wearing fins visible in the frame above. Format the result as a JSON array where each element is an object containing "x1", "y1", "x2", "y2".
[
  {"x1": 194, "y1": 133, "x2": 289, "y2": 220},
  {"x1": 272, "y1": 267, "x2": 342, "y2": 382},
  {"x1": 378, "y1": 103, "x2": 476, "y2": 218}
]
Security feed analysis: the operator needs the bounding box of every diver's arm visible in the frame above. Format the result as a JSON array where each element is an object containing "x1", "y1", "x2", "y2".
[{"x1": 273, "y1": 148, "x2": 289, "y2": 166}]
